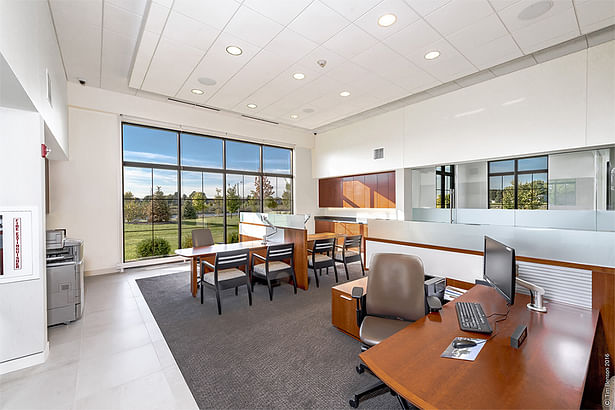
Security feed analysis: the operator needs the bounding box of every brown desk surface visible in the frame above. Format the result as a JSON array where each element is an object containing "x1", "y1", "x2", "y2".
[
  {"x1": 307, "y1": 232, "x2": 343, "y2": 241},
  {"x1": 360, "y1": 285, "x2": 598, "y2": 409}
]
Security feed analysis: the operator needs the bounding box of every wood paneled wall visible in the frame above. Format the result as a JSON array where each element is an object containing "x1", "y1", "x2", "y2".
[{"x1": 319, "y1": 171, "x2": 395, "y2": 208}]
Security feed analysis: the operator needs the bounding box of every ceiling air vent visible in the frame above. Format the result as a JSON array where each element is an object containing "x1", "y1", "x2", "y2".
[
  {"x1": 373, "y1": 147, "x2": 384, "y2": 160},
  {"x1": 241, "y1": 115, "x2": 279, "y2": 125},
  {"x1": 167, "y1": 97, "x2": 220, "y2": 112}
]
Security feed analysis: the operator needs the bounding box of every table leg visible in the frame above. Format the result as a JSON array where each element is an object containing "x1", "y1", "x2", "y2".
[{"x1": 191, "y1": 257, "x2": 197, "y2": 297}]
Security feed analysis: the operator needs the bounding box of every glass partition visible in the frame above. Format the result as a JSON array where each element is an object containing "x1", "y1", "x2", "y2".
[{"x1": 409, "y1": 147, "x2": 614, "y2": 232}]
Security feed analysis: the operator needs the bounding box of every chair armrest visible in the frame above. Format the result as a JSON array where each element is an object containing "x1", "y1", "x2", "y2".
[
  {"x1": 252, "y1": 253, "x2": 266, "y2": 262},
  {"x1": 352, "y1": 287, "x2": 366, "y2": 327},
  {"x1": 307, "y1": 248, "x2": 314, "y2": 253},
  {"x1": 201, "y1": 260, "x2": 214, "y2": 271},
  {"x1": 426, "y1": 296, "x2": 442, "y2": 312}
]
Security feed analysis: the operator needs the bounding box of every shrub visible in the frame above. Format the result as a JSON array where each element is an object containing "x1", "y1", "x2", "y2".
[
  {"x1": 136, "y1": 237, "x2": 171, "y2": 258},
  {"x1": 229, "y1": 232, "x2": 239, "y2": 243},
  {"x1": 182, "y1": 234, "x2": 193, "y2": 248}
]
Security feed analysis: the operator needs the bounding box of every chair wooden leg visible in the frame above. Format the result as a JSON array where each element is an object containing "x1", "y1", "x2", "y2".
[
  {"x1": 343, "y1": 261, "x2": 350, "y2": 280},
  {"x1": 266, "y1": 276, "x2": 273, "y2": 301},
  {"x1": 215, "y1": 287, "x2": 222, "y2": 315},
  {"x1": 246, "y1": 278, "x2": 252, "y2": 306},
  {"x1": 291, "y1": 269, "x2": 297, "y2": 294}
]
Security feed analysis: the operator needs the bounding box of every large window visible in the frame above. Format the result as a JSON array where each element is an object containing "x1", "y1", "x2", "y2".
[
  {"x1": 122, "y1": 124, "x2": 293, "y2": 262},
  {"x1": 488, "y1": 156, "x2": 547, "y2": 209}
]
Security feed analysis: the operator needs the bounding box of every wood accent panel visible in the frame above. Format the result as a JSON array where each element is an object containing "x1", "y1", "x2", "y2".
[
  {"x1": 314, "y1": 219, "x2": 334, "y2": 234},
  {"x1": 283, "y1": 228, "x2": 309, "y2": 290},
  {"x1": 360, "y1": 285, "x2": 599, "y2": 409},
  {"x1": 316, "y1": 221, "x2": 368, "y2": 265},
  {"x1": 446, "y1": 278, "x2": 474, "y2": 290},
  {"x1": 318, "y1": 171, "x2": 395, "y2": 209},
  {"x1": 592, "y1": 267, "x2": 615, "y2": 359}
]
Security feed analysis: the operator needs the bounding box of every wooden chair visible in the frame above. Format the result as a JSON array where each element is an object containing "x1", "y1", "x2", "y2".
[
  {"x1": 200, "y1": 248, "x2": 251, "y2": 315},
  {"x1": 334, "y1": 235, "x2": 365, "y2": 279},
  {"x1": 308, "y1": 237, "x2": 338, "y2": 288},
  {"x1": 250, "y1": 243, "x2": 296, "y2": 301}
]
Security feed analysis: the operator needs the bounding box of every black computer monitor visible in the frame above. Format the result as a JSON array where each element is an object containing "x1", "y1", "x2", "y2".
[{"x1": 483, "y1": 236, "x2": 516, "y2": 305}]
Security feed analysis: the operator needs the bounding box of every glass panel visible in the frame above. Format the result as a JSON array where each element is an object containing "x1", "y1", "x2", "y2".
[
  {"x1": 489, "y1": 159, "x2": 514, "y2": 173},
  {"x1": 264, "y1": 176, "x2": 292, "y2": 213},
  {"x1": 153, "y1": 169, "x2": 177, "y2": 201},
  {"x1": 180, "y1": 133, "x2": 223, "y2": 168},
  {"x1": 457, "y1": 162, "x2": 487, "y2": 209},
  {"x1": 489, "y1": 176, "x2": 502, "y2": 190},
  {"x1": 226, "y1": 140, "x2": 260, "y2": 172},
  {"x1": 518, "y1": 156, "x2": 547, "y2": 171},
  {"x1": 153, "y1": 228, "x2": 178, "y2": 257},
  {"x1": 263, "y1": 146, "x2": 291, "y2": 174},
  {"x1": 205, "y1": 199, "x2": 225, "y2": 243},
  {"x1": 181, "y1": 171, "x2": 202, "y2": 198},
  {"x1": 124, "y1": 230, "x2": 152, "y2": 261},
  {"x1": 123, "y1": 124, "x2": 177, "y2": 165},
  {"x1": 124, "y1": 167, "x2": 152, "y2": 200}
]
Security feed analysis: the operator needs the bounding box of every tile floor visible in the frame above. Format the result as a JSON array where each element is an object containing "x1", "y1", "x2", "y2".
[{"x1": 0, "y1": 263, "x2": 198, "y2": 410}]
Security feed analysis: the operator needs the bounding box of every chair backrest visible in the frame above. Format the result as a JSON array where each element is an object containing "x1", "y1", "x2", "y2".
[
  {"x1": 267, "y1": 243, "x2": 294, "y2": 262},
  {"x1": 343, "y1": 235, "x2": 362, "y2": 251},
  {"x1": 192, "y1": 228, "x2": 214, "y2": 247},
  {"x1": 312, "y1": 237, "x2": 335, "y2": 254},
  {"x1": 366, "y1": 253, "x2": 425, "y2": 322},
  {"x1": 214, "y1": 248, "x2": 250, "y2": 271}
]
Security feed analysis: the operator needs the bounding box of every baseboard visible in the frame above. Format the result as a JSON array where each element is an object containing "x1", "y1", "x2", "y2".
[{"x1": 0, "y1": 341, "x2": 49, "y2": 375}]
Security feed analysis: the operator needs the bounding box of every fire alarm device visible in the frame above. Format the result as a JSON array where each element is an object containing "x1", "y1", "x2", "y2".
[{"x1": 41, "y1": 144, "x2": 50, "y2": 158}]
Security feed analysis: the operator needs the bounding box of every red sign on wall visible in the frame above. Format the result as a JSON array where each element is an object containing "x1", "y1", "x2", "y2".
[{"x1": 14, "y1": 217, "x2": 21, "y2": 270}]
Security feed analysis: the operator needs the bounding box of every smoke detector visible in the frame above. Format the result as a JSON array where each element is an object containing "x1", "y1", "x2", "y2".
[{"x1": 317, "y1": 59, "x2": 327, "y2": 68}]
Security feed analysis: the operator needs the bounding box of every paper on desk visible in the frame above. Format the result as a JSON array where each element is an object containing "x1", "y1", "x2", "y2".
[{"x1": 441, "y1": 337, "x2": 487, "y2": 361}]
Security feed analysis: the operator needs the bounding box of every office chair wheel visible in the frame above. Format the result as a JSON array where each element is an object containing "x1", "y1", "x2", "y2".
[
  {"x1": 356, "y1": 365, "x2": 365, "y2": 374},
  {"x1": 349, "y1": 397, "x2": 359, "y2": 408}
]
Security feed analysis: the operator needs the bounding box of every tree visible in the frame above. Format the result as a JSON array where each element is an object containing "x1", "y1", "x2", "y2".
[
  {"x1": 124, "y1": 192, "x2": 144, "y2": 222},
  {"x1": 183, "y1": 199, "x2": 197, "y2": 219},
  {"x1": 146, "y1": 186, "x2": 171, "y2": 222},
  {"x1": 499, "y1": 180, "x2": 547, "y2": 209},
  {"x1": 189, "y1": 191, "x2": 206, "y2": 214},
  {"x1": 252, "y1": 176, "x2": 278, "y2": 210},
  {"x1": 226, "y1": 185, "x2": 241, "y2": 216},
  {"x1": 281, "y1": 181, "x2": 292, "y2": 211}
]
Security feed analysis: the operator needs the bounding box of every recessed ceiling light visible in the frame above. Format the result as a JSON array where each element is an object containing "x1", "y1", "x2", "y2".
[
  {"x1": 424, "y1": 50, "x2": 440, "y2": 60},
  {"x1": 293, "y1": 73, "x2": 305, "y2": 80},
  {"x1": 378, "y1": 13, "x2": 397, "y2": 27},
  {"x1": 247, "y1": 103, "x2": 257, "y2": 109},
  {"x1": 198, "y1": 77, "x2": 217, "y2": 86},
  {"x1": 191, "y1": 88, "x2": 204, "y2": 95},
  {"x1": 290, "y1": 114, "x2": 299, "y2": 119},
  {"x1": 339, "y1": 91, "x2": 350, "y2": 97},
  {"x1": 518, "y1": 0, "x2": 553, "y2": 20},
  {"x1": 226, "y1": 45, "x2": 242, "y2": 56}
]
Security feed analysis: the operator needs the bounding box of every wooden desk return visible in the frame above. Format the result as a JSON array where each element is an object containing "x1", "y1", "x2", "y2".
[
  {"x1": 360, "y1": 285, "x2": 598, "y2": 409},
  {"x1": 175, "y1": 240, "x2": 292, "y2": 297}
]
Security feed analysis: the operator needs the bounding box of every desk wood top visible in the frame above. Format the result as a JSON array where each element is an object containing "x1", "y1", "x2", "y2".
[
  {"x1": 175, "y1": 240, "x2": 284, "y2": 258},
  {"x1": 359, "y1": 285, "x2": 598, "y2": 409},
  {"x1": 307, "y1": 232, "x2": 343, "y2": 241}
]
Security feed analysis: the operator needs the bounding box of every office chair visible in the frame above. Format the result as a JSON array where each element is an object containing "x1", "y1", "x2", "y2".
[
  {"x1": 349, "y1": 253, "x2": 441, "y2": 408},
  {"x1": 250, "y1": 243, "x2": 296, "y2": 301},
  {"x1": 307, "y1": 237, "x2": 338, "y2": 287},
  {"x1": 200, "y1": 248, "x2": 252, "y2": 315},
  {"x1": 334, "y1": 234, "x2": 365, "y2": 279}
]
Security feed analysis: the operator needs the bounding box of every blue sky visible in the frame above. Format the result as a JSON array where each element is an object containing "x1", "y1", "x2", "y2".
[{"x1": 123, "y1": 124, "x2": 291, "y2": 174}]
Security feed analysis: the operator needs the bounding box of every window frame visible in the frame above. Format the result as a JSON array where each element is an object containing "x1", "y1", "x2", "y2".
[
  {"x1": 121, "y1": 122, "x2": 294, "y2": 262},
  {"x1": 487, "y1": 155, "x2": 548, "y2": 209}
]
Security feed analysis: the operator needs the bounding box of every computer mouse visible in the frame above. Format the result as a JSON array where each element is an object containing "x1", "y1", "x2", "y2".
[{"x1": 453, "y1": 339, "x2": 477, "y2": 349}]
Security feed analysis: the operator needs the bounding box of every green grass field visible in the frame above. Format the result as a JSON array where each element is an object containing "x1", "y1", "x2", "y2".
[{"x1": 124, "y1": 215, "x2": 240, "y2": 261}]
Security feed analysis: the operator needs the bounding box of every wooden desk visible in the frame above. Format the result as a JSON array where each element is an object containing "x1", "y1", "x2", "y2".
[
  {"x1": 307, "y1": 232, "x2": 343, "y2": 241},
  {"x1": 332, "y1": 277, "x2": 368, "y2": 339},
  {"x1": 176, "y1": 240, "x2": 287, "y2": 297},
  {"x1": 360, "y1": 285, "x2": 598, "y2": 409}
]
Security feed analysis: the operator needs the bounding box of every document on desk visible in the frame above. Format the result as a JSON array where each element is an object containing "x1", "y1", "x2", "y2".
[{"x1": 441, "y1": 338, "x2": 487, "y2": 361}]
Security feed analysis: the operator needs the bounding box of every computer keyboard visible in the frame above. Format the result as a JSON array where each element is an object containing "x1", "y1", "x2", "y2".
[{"x1": 455, "y1": 302, "x2": 493, "y2": 334}]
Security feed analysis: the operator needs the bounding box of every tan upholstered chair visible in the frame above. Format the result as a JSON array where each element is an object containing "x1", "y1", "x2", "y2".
[{"x1": 349, "y1": 253, "x2": 441, "y2": 408}]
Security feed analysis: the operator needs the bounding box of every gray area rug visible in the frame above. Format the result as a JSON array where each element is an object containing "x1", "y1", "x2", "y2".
[{"x1": 137, "y1": 264, "x2": 399, "y2": 409}]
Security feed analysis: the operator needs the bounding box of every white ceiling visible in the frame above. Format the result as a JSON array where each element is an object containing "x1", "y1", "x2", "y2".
[{"x1": 50, "y1": 0, "x2": 615, "y2": 130}]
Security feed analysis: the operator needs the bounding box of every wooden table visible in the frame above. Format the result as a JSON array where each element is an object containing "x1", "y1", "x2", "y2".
[
  {"x1": 176, "y1": 240, "x2": 283, "y2": 297},
  {"x1": 360, "y1": 284, "x2": 598, "y2": 409},
  {"x1": 307, "y1": 232, "x2": 343, "y2": 241}
]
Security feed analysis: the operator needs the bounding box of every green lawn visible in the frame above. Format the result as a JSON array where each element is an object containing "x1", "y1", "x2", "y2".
[{"x1": 124, "y1": 215, "x2": 240, "y2": 261}]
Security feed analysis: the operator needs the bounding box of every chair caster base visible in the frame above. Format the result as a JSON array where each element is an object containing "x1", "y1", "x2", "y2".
[
  {"x1": 349, "y1": 397, "x2": 359, "y2": 408},
  {"x1": 356, "y1": 365, "x2": 365, "y2": 374}
]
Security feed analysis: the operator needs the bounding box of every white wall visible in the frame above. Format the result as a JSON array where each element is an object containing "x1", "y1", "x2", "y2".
[
  {"x1": 47, "y1": 108, "x2": 122, "y2": 274},
  {"x1": 0, "y1": 0, "x2": 68, "y2": 158},
  {"x1": 313, "y1": 41, "x2": 615, "y2": 178},
  {"x1": 48, "y1": 86, "x2": 315, "y2": 274},
  {"x1": 0, "y1": 107, "x2": 47, "y2": 372}
]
